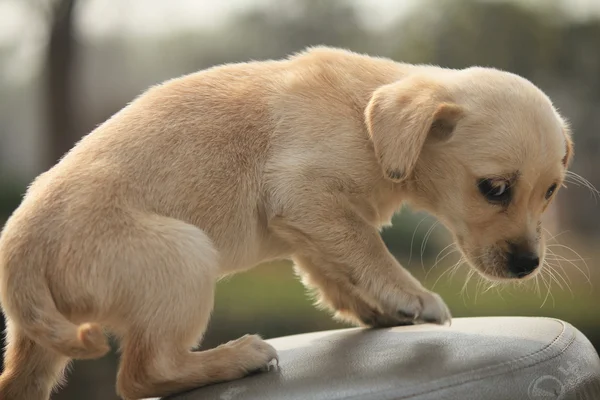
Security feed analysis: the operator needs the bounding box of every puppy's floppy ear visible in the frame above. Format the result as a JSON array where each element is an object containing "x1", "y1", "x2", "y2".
[
  {"x1": 561, "y1": 123, "x2": 574, "y2": 168},
  {"x1": 365, "y1": 76, "x2": 464, "y2": 182}
]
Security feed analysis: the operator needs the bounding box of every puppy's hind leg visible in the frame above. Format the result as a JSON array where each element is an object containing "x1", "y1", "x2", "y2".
[
  {"x1": 0, "y1": 320, "x2": 70, "y2": 400},
  {"x1": 118, "y1": 330, "x2": 278, "y2": 399},
  {"x1": 113, "y1": 216, "x2": 277, "y2": 400}
]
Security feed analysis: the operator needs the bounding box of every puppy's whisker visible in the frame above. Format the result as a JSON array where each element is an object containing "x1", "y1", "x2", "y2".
[
  {"x1": 460, "y1": 268, "x2": 475, "y2": 303},
  {"x1": 546, "y1": 262, "x2": 573, "y2": 297},
  {"x1": 476, "y1": 274, "x2": 495, "y2": 301},
  {"x1": 474, "y1": 276, "x2": 482, "y2": 304},
  {"x1": 544, "y1": 248, "x2": 573, "y2": 287},
  {"x1": 551, "y1": 256, "x2": 592, "y2": 289},
  {"x1": 494, "y1": 285, "x2": 506, "y2": 302},
  {"x1": 565, "y1": 171, "x2": 599, "y2": 202},
  {"x1": 522, "y1": 277, "x2": 536, "y2": 294},
  {"x1": 552, "y1": 260, "x2": 573, "y2": 287},
  {"x1": 546, "y1": 244, "x2": 592, "y2": 285},
  {"x1": 543, "y1": 262, "x2": 565, "y2": 291},
  {"x1": 430, "y1": 254, "x2": 463, "y2": 289},
  {"x1": 430, "y1": 267, "x2": 452, "y2": 291},
  {"x1": 433, "y1": 243, "x2": 456, "y2": 269},
  {"x1": 542, "y1": 227, "x2": 569, "y2": 244},
  {"x1": 425, "y1": 244, "x2": 457, "y2": 280},
  {"x1": 420, "y1": 221, "x2": 439, "y2": 273},
  {"x1": 449, "y1": 256, "x2": 466, "y2": 280},
  {"x1": 544, "y1": 256, "x2": 588, "y2": 262},
  {"x1": 539, "y1": 270, "x2": 555, "y2": 308},
  {"x1": 474, "y1": 273, "x2": 494, "y2": 303},
  {"x1": 482, "y1": 280, "x2": 499, "y2": 294},
  {"x1": 408, "y1": 215, "x2": 431, "y2": 267}
]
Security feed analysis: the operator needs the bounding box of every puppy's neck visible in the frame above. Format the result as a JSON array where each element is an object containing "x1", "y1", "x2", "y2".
[{"x1": 389, "y1": 171, "x2": 438, "y2": 218}]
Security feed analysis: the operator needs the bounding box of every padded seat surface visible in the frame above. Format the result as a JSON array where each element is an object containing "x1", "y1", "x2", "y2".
[{"x1": 163, "y1": 317, "x2": 600, "y2": 400}]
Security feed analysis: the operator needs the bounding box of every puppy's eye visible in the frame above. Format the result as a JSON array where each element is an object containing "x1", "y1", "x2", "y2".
[
  {"x1": 545, "y1": 183, "x2": 557, "y2": 200},
  {"x1": 478, "y1": 178, "x2": 511, "y2": 204}
]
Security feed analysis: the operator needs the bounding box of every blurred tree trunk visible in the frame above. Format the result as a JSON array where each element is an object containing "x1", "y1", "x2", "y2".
[
  {"x1": 42, "y1": 3, "x2": 120, "y2": 399},
  {"x1": 0, "y1": 0, "x2": 79, "y2": 379},
  {"x1": 45, "y1": 0, "x2": 77, "y2": 169}
]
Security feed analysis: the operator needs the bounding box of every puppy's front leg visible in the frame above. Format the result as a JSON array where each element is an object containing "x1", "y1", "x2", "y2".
[
  {"x1": 271, "y1": 205, "x2": 451, "y2": 326},
  {"x1": 293, "y1": 255, "x2": 412, "y2": 327}
]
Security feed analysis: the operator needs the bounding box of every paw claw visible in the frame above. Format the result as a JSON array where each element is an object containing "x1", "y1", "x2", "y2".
[
  {"x1": 268, "y1": 358, "x2": 279, "y2": 371},
  {"x1": 225, "y1": 335, "x2": 279, "y2": 376},
  {"x1": 388, "y1": 290, "x2": 452, "y2": 326}
]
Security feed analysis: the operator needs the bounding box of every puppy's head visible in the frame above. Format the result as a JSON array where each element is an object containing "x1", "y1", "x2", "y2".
[{"x1": 366, "y1": 68, "x2": 573, "y2": 280}]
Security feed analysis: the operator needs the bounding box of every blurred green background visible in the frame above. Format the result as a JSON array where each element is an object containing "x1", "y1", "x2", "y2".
[{"x1": 1, "y1": 0, "x2": 599, "y2": 398}]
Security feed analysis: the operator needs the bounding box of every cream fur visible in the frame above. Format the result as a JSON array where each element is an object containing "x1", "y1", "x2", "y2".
[{"x1": 0, "y1": 47, "x2": 572, "y2": 399}]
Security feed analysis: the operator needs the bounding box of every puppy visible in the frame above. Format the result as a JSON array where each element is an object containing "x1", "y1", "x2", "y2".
[{"x1": 0, "y1": 47, "x2": 572, "y2": 399}]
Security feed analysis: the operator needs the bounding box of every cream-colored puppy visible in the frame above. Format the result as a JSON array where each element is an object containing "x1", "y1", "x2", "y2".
[{"x1": 0, "y1": 47, "x2": 572, "y2": 399}]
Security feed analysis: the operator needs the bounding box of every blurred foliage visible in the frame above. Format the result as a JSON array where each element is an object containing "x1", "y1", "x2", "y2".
[
  {"x1": 1, "y1": 0, "x2": 600, "y2": 399},
  {"x1": 207, "y1": 258, "x2": 598, "y2": 344},
  {"x1": 0, "y1": 179, "x2": 24, "y2": 221}
]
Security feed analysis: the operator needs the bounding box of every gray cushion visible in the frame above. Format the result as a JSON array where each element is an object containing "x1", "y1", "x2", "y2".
[{"x1": 163, "y1": 317, "x2": 600, "y2": 400}]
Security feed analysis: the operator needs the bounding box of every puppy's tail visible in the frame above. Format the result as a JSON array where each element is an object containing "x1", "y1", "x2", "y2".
[{"x1": 2, "y1": 276, "x2": 110, "y2": 360}]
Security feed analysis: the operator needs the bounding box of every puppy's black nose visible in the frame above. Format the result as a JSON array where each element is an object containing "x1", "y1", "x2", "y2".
[{"x1": 507, "y1": 250, "x2": 539, "y2": 278}]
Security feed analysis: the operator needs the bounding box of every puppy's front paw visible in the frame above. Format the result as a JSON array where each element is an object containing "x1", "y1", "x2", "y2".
[
  {"x1": 383, "y1": 289, "x2": 452, "y2": 326},
  {"x1": 412, "y1": 290, "x2": 452, "y2": 325}
]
